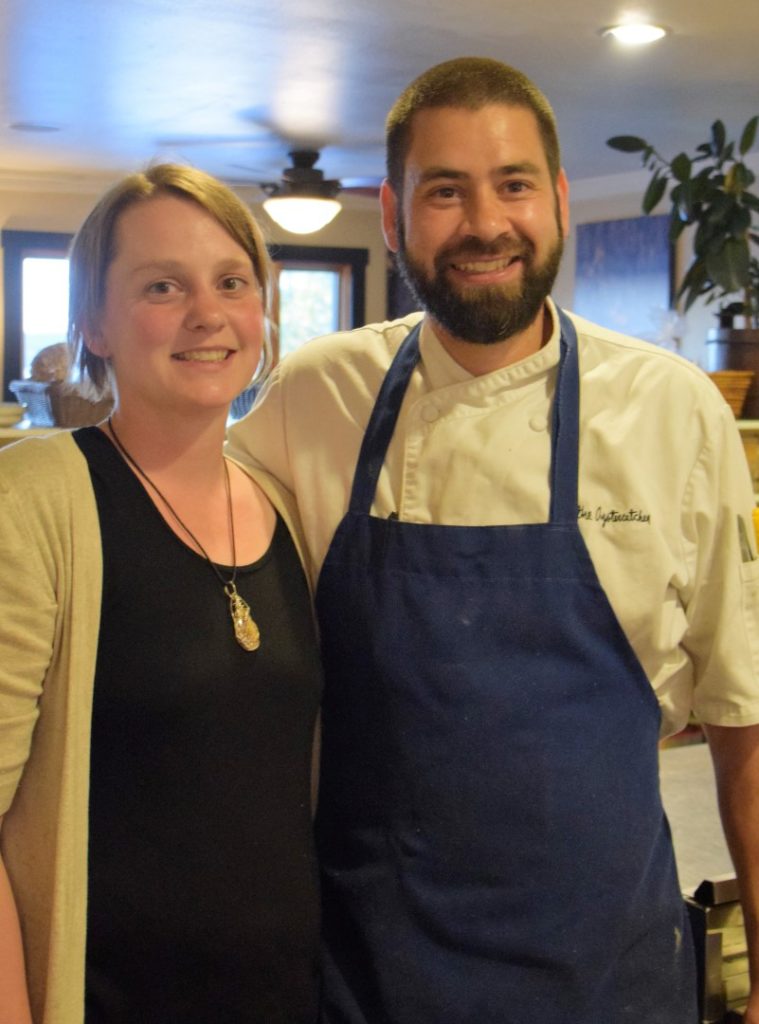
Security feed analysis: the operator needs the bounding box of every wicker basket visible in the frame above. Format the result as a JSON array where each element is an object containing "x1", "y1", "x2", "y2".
[
  {"x1": 707, "y1": 370, "x2": 755, "y2": 418},
  {"x1": 9, "y1": 380, "x2": 113, "y2": 428}
]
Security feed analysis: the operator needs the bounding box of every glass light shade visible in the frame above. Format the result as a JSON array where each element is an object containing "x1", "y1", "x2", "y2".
[
  {"x1": 262, "y1": 196, "x2": 342, "y2": 234},
  {"x1": 602, "y1": 23, "x2": 668, "y2": 45}
]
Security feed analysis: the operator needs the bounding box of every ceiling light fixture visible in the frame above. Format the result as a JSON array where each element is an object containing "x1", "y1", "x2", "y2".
[
  {"x1": 601, "y1": 22, "x2": 669, "y2": 45},
  {"x1": 262, "y1": 150, "x2": 342, "y2": 235},
  {"x1": 263, "y1": 195, "x2": 342, "y2": 234}
]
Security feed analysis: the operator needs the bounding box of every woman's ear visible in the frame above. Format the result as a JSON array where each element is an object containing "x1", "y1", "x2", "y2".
[{"x1": 82, "y1": 321, "x2": 109, "y2": 358}]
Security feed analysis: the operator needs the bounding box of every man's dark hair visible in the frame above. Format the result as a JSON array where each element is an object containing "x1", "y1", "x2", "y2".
[{"x1": 386, "y1": 57, "x2": 561, "y2": 194}]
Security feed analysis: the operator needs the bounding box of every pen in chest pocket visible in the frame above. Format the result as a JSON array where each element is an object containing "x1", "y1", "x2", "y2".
[{"x1": 738, "y1": 514, "x2": 755, "y2": 563}]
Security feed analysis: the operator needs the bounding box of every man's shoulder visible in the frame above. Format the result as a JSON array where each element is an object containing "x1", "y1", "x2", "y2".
[
  {"x1": 279, "y1": 313, "x2": 424, "y2": 376},
  {"x1": 567, "y1": 310, "x2": 732, "y2": 427}
]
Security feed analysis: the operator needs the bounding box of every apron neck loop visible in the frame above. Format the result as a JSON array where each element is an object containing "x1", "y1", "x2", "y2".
[
  {"x1": 348, "y1": 323, "x2": 422, "y2": 514},
  {"x1": 550, "y1": 308, "x2": 581, "y2": 524},
  {"x1": 348, "y1": 311, "x2": 581, "y2": 525}
]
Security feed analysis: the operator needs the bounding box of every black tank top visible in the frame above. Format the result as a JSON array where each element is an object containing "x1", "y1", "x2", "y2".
[{"x1": 74, "y1": 427, "x2": 322, "y2": 1024}]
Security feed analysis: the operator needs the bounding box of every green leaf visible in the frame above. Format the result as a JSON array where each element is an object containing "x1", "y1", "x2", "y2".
[
  {"x1": 727, "y1": 205, "x2": 752, "y2": 238},
  {"x1": 606, "y1": 135, "x2": 648, "y2": 152},
  {"x1": 677, "y1": 262, "x2": 709, "y2": 310},
  {"x1": 706, "y1": 237, "x2": 750, "y2": 293},
  {"x1": 733, "y1": 163, "x2": 755, "y2": 190},
  {"x1": 643, "y1": 174, "x2": 667, "y2": 213},
  {"x1": 705, "y1": 192, "x2": 734, "y2": 224},
  {"x1": 690, "y1": 167, "x2": 719, "y2": 204},
  {"x1": 740, "y1": 115, "x2": 759, "y2": 155},
  {"x1": 669, "y1": 218, "x2": 687, "y2": 243},
  {"x1": 711, "y1": 120, "x2": 727, "y2": 157},
  {"x1": 671, "y1": 153, "x2": 692, "y2": 182}
]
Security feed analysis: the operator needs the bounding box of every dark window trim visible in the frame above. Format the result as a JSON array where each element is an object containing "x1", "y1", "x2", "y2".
[{"x1": 2, "y1": 229, "x2": 72, "y2": 399}]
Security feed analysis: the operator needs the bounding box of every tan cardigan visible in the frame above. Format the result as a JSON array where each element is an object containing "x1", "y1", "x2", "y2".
[{"x1": 0, "y1": 430, "x2": 310, "y2": 1024}]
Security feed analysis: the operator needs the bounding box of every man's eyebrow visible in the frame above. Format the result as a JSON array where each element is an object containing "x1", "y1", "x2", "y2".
[
  {"x1": 416, "y1": 161, "x2": 544, "y2": 185},
  {"x1": 416, "y1": 166, "x2": 468, "y2": 185}
]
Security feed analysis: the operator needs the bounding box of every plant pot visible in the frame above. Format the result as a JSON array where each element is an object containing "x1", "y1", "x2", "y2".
[{"x1": 705, "y1": 328, "x2": 759, "y2": 419}]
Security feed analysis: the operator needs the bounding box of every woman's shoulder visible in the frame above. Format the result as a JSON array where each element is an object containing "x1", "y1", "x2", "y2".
[{"x1": 0, "y1": 430, "x2": 92, "y2": 505}]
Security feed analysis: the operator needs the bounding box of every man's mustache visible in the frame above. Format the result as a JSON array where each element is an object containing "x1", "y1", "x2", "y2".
[{"x1": 435, "y1": 235, "x2": 534, "y2": 267}]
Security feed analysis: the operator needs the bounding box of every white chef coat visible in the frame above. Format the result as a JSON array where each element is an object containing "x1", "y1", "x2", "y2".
[{"x1": 227, "y1": 300, "x2": 759, "y2": 737}]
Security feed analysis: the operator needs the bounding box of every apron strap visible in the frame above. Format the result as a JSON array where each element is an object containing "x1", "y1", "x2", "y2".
[
  {"x1": 348, "y1": 311, "x2": 581, "y2": 525},
  {"x1": 550, "y1": 308, "x2": 580, "y2": 524},
  {"x1": 348, "y1": 323, "x2": 422, "y2": 514}
]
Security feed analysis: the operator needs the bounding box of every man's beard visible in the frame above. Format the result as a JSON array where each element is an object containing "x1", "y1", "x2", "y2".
[{"x1": 395, "y1": 228, "x2": 564, "y2": 345}]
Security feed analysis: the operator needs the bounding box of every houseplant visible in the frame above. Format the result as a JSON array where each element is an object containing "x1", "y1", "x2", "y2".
[
  {"x1": 607, "y1": 117, "x2": 758, "y2": 325},
  {"x1": 607, "y1": 117, "x2": 759, "y2": 412}
]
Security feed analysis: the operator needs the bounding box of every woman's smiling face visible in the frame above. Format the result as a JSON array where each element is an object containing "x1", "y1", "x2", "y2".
[{"x1": 87, "y1": 193, "x2": 265, "y2": 418}]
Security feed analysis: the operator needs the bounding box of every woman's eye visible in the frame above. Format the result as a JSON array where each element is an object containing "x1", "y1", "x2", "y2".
[
  {"x1": 146, "y1": 280, "x2": 175, "y2": 295},
  {"x1": 221, "y1": 276, "x2": 247, "y2": 291}
]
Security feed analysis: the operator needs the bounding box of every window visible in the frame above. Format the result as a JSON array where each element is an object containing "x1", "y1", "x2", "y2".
[
  {"x1": 269, "y1": 245, "x2": 367, "y2": 363},
  {"x1": 2, "y1": 232, "x2": 368, "y2": 400},
  {"x1": 2, "y1": 230, "x2": 72, "y2": 399}
]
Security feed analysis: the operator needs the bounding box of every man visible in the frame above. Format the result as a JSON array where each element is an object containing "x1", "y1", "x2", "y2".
[{"x1": 228, "y1": 58, "x2": 759, "y2": 1023}]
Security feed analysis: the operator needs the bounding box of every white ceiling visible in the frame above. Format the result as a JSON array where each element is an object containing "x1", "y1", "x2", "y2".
[{"x1": 1, "y1": 0, "x2": 757, "y2": 194}]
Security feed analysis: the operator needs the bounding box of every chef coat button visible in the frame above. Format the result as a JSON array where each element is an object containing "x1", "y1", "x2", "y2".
[
  {"x1": 421, "y1": 403, "x2": 440, "y2": 423},
  {"x1": 529, "y1": 414, "x2": 548, "y2": 431}
]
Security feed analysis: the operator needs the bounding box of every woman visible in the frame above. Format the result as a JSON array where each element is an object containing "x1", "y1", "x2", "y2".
[{"x1": 0, "y1": 165, "x2": 322, "y2": 1023}]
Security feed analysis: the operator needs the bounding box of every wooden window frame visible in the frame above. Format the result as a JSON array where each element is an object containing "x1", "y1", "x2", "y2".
[{"x1": 268, "y1": 244, "x2": 367, "y2": 363}]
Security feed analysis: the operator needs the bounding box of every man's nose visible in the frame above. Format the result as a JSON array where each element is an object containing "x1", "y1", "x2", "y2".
[{"x1": 463, "y1": 190, "x2": 512, "y2": 242}]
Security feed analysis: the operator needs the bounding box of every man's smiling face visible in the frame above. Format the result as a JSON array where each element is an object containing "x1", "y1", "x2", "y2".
[{"x1": 381, "y1": 103, "x2": 569, "y2": 349}]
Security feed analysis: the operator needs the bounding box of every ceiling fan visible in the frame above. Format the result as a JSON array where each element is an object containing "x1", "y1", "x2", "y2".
[
  {"x1": 251, "y1": 149, "x2": 380, "y2": 233},
  {"x1": 156, "y1": 122, "x2": 382, "y2": 232},
  {"x1": 258, "y1": 149, "x2": 340, "y2": 200}
]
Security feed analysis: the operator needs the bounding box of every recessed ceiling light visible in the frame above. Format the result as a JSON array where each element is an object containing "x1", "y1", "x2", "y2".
[{"x1": 601, "y1": 23, "x2": 669, "y2": 45}]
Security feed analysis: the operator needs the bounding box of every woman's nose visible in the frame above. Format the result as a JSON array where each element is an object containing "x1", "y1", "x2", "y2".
[{"x1": 185, "y1": 289, "x2": 225, "y2": 331}]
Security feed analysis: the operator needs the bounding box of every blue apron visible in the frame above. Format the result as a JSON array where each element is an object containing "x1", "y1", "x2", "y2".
[{"x1": 314, "y1": 312, "x2": 697, "y2": 1023}]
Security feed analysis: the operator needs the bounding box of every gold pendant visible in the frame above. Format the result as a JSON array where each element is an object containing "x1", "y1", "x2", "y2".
[{"x1": 225, "y1": 583, "x2": 260, "y2": 651}]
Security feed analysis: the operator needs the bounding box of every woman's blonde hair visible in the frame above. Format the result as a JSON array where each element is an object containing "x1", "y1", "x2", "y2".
[{"x1": 68, "y1": 163, "x2": 273, "y2": 394}]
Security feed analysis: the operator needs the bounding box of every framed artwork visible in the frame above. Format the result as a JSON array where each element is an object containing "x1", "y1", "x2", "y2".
[{"x1": 573, "y1": 214, "x2": 674, "y2": 344}]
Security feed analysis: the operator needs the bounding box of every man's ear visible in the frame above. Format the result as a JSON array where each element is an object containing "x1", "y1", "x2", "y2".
[
  {"x1": 380, "y1": 179, "x2": 400, "y2": 254},
  {"x1": 556, "y1": 169, "x2": 570, "y2": 239}
]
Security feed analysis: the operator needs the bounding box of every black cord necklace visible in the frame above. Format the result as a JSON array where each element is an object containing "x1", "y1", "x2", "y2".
[{"x1": 106, "y1": 416, "x2": 260, "y2": 651}]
